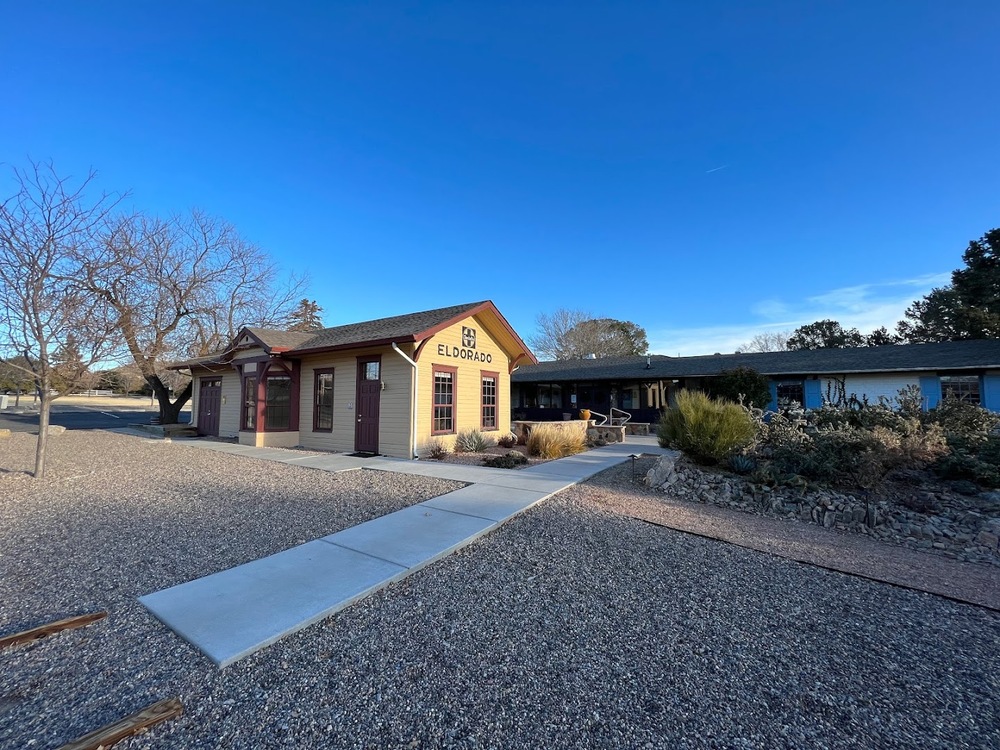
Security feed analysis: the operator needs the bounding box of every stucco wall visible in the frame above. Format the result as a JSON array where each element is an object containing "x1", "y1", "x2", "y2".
[{"x1": 821, "y1": 374, "x2": 925, "y2": 406}]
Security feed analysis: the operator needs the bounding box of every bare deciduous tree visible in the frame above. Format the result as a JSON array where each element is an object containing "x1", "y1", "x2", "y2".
[
  {"x1": 0, "y1": 162, "x2": 121, "y2": 477},
  {"x1": 81, "y1": 210, "x2": 304, "y2": 424},
  {"x1": 736, "y1": 331, "x2": 790, "y2": 353},
  {"x1": 529, "y1": 308, "x2": 648, "y2": 360}
]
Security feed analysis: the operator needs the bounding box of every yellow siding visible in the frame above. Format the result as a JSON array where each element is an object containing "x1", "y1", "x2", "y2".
[
  {"x1": 298, "y1": 345, "x2": 416, "y2": 458},
  {"x1": 416, "y1": 314, "x2": 511, "y2": 454}
]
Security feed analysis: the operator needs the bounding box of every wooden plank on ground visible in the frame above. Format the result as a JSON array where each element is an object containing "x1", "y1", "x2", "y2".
[
  {"x1": 57, "y1": 697, "x2": 183, "y2": 750},
  {"x1": 0, "y1": 611, "x2": 107, "y2": 650}
]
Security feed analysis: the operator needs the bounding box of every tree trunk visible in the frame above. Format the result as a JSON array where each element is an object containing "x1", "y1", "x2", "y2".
[
  {"x1": 35, "y1": 389, "x2": 49, "y2": 479},
  {"x1": 147, "y1": 376, "x2": 193, "y2": 425}
]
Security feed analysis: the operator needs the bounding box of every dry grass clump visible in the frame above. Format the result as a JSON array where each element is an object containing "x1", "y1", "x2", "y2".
[{"x1": 527, "y1": 424, "x2": 588, "y2": 459}]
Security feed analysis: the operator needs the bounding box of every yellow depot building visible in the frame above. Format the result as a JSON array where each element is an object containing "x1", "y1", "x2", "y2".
[{"x1": 174, "y1": 301, "x2": 536, "y2": 458}]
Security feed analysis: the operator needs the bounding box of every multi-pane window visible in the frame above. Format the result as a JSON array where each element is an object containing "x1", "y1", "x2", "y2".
[
  {"x1": 243, "y1": 376, "x2": 257, "y2": 430},
  {"x1": 481, "y1": 373, "x2": 497, "y2": 430},
  {"x1": 433, "y1": 368, "x2": 455, "y2": 434},
  {"x1": 265, "y1": 376, "x2": 292, "y2": 430},
  {"x1": 775, "y1": 381, "x2": 804, "y2": 409},
  {"x1": 940, "y1": 375, "x2": 980, "y2": 405},
  {"x1": 314, "y1": 370, "x2": 334, "y2": 431}
]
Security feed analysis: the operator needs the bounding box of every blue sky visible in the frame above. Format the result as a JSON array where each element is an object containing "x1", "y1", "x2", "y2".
[{"x1": 2, "y1": 2, "x2": 998, "y2": 356}]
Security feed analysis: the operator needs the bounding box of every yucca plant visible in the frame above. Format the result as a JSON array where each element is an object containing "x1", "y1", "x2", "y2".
[{"x1": 455, "y1": 428, "x2": 494, "y2": 453}]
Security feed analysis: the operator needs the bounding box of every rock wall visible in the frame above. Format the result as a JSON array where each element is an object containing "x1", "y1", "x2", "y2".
[{"x1": 645, "y1": 453, "x2": 1000, "y2": 566}]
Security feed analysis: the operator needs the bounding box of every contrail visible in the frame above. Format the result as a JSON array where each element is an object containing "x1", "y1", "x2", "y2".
[{"x1": 705, "y1": 165, "x2": 729, "y2": 174}]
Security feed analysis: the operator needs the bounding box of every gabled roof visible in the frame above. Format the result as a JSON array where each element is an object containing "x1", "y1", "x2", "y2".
[
  {"x1": 242, "y1": 328, "x2": 316, "y2": 352},
  {"x1": 289, "y1": 301, "x2": 498, "y2": 354},
  {"x1": 511, "y1": 339, "x2": 1000, "y2": 383},
  {"x1": 173, "y1": 301, "x2": 536, "y2": 369}
]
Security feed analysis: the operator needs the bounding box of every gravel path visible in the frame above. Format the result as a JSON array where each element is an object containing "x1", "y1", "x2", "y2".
[
  {"x1": 595, "y1": 457, "x2": 1000, "y2": 611},
  {"x1": 3, "y1": 433, "x2": 999, "y2": 749}
]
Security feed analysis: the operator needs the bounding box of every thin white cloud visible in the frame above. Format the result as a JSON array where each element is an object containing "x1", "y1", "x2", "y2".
[{"x1": 649, "y1": 272, "x2": 951, "y2": 357}]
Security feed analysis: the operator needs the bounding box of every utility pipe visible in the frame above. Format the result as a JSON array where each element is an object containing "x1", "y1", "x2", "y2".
[{"x1": 391, "y1": 342, "x2": 419, "y2": 459}]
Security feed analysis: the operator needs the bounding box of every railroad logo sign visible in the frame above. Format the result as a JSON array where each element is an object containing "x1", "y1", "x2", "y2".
[{"x1": 462, "y1": 326, "x2": 477, "y2": 349}]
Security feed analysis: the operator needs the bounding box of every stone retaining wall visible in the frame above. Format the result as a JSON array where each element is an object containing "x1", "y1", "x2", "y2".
[{"x1": 645, "y1": 452, "x2": 1000, "y2": 566}]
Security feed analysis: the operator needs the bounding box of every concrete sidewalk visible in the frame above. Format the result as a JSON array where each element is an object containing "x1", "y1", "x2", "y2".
[{"x1": 139, "y1": 437, "x2": 668, "y2": 667}]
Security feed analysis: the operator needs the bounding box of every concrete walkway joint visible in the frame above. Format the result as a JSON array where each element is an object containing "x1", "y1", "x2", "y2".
[{"x1": 138, "y1": 436, "x2": 669, "y2": 666}]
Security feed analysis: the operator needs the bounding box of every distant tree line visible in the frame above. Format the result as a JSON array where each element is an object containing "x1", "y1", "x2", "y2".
[{"x1": 737, "y1": 227, "x2": 999, "y2": 353}]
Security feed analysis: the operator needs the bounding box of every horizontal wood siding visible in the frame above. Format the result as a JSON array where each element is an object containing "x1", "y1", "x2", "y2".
[
  {"x1": 219, "y1": 373, "x2": 241, "y2": 437},
  {"x1": 189, "y1": 367, "x2": 241, "y2": 438},
  {"x1": 417, "y1": 314, "x2": 511, "y2": 454},
  {"x1": 298, "y1": 345, "x2": 415, "y2": 458}
]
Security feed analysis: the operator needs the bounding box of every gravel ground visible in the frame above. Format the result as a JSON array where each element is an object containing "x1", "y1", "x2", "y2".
[{"x1": 3, "y1": 435, "x2": 999, "y2": 749}]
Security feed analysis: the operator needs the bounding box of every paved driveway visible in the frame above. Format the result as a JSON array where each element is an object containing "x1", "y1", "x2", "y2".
[{"x1": 0, "y1": 403, "x2": 190, "y2": 432}]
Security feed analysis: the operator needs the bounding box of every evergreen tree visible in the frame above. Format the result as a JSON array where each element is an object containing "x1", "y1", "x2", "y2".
[
  {"x1": 898, "y1": 228, "x2": 1000, "y2": 341},
  {"x1": 787, "y1": 320, "x2": 864, "y2": 350},
  {"x1": 286, "y1": 298, "x2": 325, "y2": 332}
]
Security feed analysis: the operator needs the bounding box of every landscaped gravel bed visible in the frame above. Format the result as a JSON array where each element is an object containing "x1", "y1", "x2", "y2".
[{"x1": 3, "y1": 434, "x2": 999, "y2": 749}]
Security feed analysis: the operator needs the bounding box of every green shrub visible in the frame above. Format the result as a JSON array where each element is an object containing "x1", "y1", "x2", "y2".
[
  {"x1": 455, "y1": 428, "x2": 494, "y2": 453},
  {"x1": 483, "y1": 451, "x2": 528, "y2": 469},
  {"x1": 527, "y1": 424, "x2": 588, "y2": 459},
  {"x1": 704, "y1": 366, "x2": 772, "y2": 409},
  {"x1": 657, "y1": 390, "x2": 758, "y2": 465},
  {"x1": 924, "y1": 398, "x2": 1000, "y2": 445}
]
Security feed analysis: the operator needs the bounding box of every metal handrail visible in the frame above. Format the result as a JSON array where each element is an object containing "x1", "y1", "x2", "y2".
[
  {"x1": 587, "y1": 410, "x2": 609, "y2": 426},
  {"x1": 610, "y1": 407, "x2": 632, "y2": 426}
]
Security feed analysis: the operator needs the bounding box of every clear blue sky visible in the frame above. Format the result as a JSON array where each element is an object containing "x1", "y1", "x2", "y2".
[{"x1": 3, "y1": 2, "x2": 998, "y2": 355}]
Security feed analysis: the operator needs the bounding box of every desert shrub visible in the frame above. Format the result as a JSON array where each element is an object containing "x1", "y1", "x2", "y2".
[
  {"x1": 455, "y1": 428, "x2": 494, "y2": 453},
  {"x1": 933, "y1": 448, "x2": 1000, "y2": 488},
  {"x1": 426, "y1": 439, "x2": 449, "y2": 460},
  {"x1": 496, "y1": 433, "x2": 517, "y2": 449},
  {"x1": 704, "y1": 366, "x2": 772, "y2": 409},
  {"x1": 483, "y1": 451, "x2": 528, "y2": 469},
  {"x1": 527, "y1": 424, "x2": 588, "y2": 459},
  {"x1": 657, "y1": 389, "x2": 758, "y2": 465},
  {"x1": 924, "y1": 398, "x2": 1000, "y2": 445}
]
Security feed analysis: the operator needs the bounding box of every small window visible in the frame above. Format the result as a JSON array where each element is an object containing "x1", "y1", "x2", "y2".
[
  {"x1": 314, "y1": 370, "x2": 334, "y2": 432},
  {"x1": 243, "y1": 376, "x2": 257, "y2": 430},
  {"x1": 940, "y1": 375, "x2": 980, "y2": 405},
  {"x1": 481, "y1": 373, "x2": 498, "y2": 430},
  {"x1": 776, "y1": 381, "x2": 804, "y2": 409},
  {"x1": 265, "y1": 376, "x2": 292, "y2": 430},
  {"x1": 363, "y1": 362, "x2": 380, "y2": 381},
  {"x1": 433, "y1": 368, "x2": 456, "y2": 434}
]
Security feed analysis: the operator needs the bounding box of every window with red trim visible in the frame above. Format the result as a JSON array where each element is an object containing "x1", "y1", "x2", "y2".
[
  {"x1": 481, "y1": 372, "x2": 498, "y2": 430},
  {"x1": 313, "y1": 369, "x2": 335, "y2": 431},
  {"x1": 433, "y1": 367, "x2": 456, "y2": 434}
]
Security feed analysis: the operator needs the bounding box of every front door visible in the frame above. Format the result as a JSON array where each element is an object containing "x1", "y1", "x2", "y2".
[
  {"x1": 198, "y1": 378, "x2": 222, "y2": 436},
  {"x1": 355, "y1": 357, "x2": 381, "y2": 454}
]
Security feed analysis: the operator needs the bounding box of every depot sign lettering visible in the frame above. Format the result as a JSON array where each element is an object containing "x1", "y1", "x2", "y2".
[{"x1": 437, "y1": 326, "x2": 493, "y2": 363}]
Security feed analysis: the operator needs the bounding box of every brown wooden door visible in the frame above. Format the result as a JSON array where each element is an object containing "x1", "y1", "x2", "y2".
[
  {"x1": 198, "y1": 378, "x2": 222, "y2": 436},
  {"x1": 355, "y1": 357, "x2": 381, "y2": 454}
]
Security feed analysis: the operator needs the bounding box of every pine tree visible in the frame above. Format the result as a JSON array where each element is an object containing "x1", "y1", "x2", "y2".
[{"x1": 286, "y1": 298, "x2": 325, "y2": 332}]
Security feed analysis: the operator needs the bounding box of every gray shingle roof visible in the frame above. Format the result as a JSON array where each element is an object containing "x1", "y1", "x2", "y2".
[
  {"x1": 288, "y1": 302, "x2": 488, "y2": 353},
  {"x1": 511, "y1": 339, "x2": 1000, "y2": 383},
  {"x1": 244, "y1": 328, "x2": 317, "y2": 351},
  {"x1": 173, "y1": 301, "x2": 496, "y2": 369}
]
